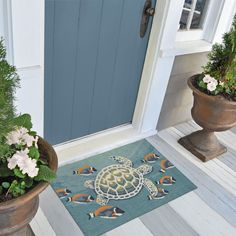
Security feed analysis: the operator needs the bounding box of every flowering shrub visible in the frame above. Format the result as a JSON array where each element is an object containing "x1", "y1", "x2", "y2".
[
  {"x1": 195, "y1": 16, "x2": 236, "y2": 101},
  {"x1": 0, "y1": 39, "x2": 56, "y2": 202}
]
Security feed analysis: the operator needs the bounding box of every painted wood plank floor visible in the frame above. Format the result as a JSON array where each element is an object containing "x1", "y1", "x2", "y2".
[{"x1": 38, "y1": 121, "x2": 236, "y2": 236}]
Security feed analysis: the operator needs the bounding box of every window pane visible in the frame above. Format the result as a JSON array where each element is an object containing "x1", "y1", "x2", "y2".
[
  {"x1": 179, "y1": 0, "x2": 192, "y2": 30},
  {"x1": 190, "y1": 0, "x2": 207, "y2": 29},
  {"x1": 179, "y1": 0, "x2": 208, "y2": 30}
]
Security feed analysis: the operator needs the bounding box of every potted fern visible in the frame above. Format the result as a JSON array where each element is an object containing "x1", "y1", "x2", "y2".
[
  {"x1": 179, "y1": 16, "x2": 236, "y2": 162},
  {"x1": 0, "y1": 39, "x2": 58, "y2": 235}
]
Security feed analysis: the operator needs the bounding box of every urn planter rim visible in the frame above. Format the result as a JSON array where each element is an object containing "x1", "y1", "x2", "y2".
[
  {"x1": 0, "y1": 137, "x2": 58, "y2": 211},
  {"x1": 188, "y1": 75, "x2": 236, "y2": 106}
]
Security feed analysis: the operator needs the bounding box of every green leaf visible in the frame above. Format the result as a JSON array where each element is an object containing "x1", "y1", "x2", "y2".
[
  {"x1": 28, "y1": 131, "x2": 37, "y2": 136},
  {"x1": 2, "y1": 182, "x2": 10, "y2": 189},
  {"x1": 34, "y1": 165, "x2": 56, "y2": 182},
  {"x1": 28, "y1": 146, "x2": 40, "y2": 160},
  {"x1": 25, "y1": 177, "x2": 33, "y2": 188},
  {"x1": 14, "y1": 168, "x2": 25, "y2": 178},
  {"x1": 13, "y1": 114, "x2": 32, "y2": 130},
  {"x1": 0, "y1": 186, "x2": 3, "y2": 194},
  {"x1": 0, "y1": 166, "x2": 14, "y2": 177}
]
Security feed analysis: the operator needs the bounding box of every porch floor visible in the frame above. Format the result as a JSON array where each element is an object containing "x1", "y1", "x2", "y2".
[{"x1": 36, "y1": 121, "x2": 236, "y2": 236}]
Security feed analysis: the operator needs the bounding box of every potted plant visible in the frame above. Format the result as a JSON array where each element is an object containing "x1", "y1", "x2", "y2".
[
  {"x1": 178, "y1": 16, "x2": 236, "y2": 162},
  {"x1": 0, "y1": 39, "x2": 58, "y2": 235}
]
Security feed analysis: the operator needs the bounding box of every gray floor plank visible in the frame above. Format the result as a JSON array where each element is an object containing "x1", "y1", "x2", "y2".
[
  {"x1": 140, "y1": 205, "x2": 199, "y2": 236},
  {"x1": 40, "y1": 186, "x2": 84, "y2": 236},
  {"x1": 147, "y1": 135, "x2": 236, "y2": 228}
]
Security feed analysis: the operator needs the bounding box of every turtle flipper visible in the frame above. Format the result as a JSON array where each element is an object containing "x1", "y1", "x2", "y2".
[
  {"x1": 137, "y1": 164, "x2": 152, "y2": 175},
  {"x1": 84, "y1": 180, "x2": 95, "y2": 189},
  {"x1": 143, "y1": 178, "x2": 158, "y2": 197},
  {"x1": 111, "y1": 156, "x2": 133, "y2": 167},
  {"x1": 143, "y1": 178, "x2": 168, "y2": 200},
  {"x1": 96, "y1": 194, "x2": 109, "y2": 205}
]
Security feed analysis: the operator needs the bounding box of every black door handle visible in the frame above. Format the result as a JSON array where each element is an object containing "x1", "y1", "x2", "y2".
[{"x1": 140, "y1": 0, "x2": 155, "y2": 38}]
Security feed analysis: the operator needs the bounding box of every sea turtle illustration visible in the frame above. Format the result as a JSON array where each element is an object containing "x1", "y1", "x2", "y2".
[{"x1": 84, "y1": 156, "x2": 167, "y2": 205}]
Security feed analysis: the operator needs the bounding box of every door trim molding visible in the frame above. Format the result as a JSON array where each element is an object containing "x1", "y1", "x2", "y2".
[
  {"x1": 54, "y1": 124, "x2": 157, "y2": 166},
  {"x1": 132, "y1": 0, "x2": 171, "y2": 133}
]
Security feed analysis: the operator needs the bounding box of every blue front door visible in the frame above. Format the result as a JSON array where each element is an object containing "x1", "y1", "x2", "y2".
[{"x1": 44, "y1": 0, "x2": 156, "y2": 144}]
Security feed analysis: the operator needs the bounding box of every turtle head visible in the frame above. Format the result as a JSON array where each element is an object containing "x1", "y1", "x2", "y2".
[{"x1": 137, "y1": 164, "x2": 152, "y2": 175}]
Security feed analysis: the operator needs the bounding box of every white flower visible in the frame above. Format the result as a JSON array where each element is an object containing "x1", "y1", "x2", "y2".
[
  {"x1": 7, "y1": 155, "x2": 19, "y2": 170},
  {"x1": 203, "y1": 75, "x2": 214, "y2": 83},
  {"x1": 28, "y1": 166, "x2": 39, "y2": 178},
  {"x1": 6, "y1": 127, "x2": 28, "y2": 145},
  {"x1": 203, "y1": 75, "x2": 218, "y2": 86},
  {"x1": 7, "y1": 148, "x2": 39, "y2": 177},
  {"x1": 7, "y1": 149, "x2": 29, "y2": 170},
  {"x1": 22, "y1": 133, "x2": 35, "y2": 147},
  {"x1": 34, "y1": 135, "x2": 39, "y2": 148},
  {"x1": 18, "y1": 156, "x2": 38, "y2": 177},
  {"x1": 207, "y1": 81, "x2": 218, "y2": 92},
  {"x1": 6, "y1": 126, "x2": 38, "y2": 148}
]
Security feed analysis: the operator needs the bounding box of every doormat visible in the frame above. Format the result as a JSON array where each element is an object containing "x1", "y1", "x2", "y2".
[{"x1": 51, "y1": 139, "x2": 197, "y2": 236}]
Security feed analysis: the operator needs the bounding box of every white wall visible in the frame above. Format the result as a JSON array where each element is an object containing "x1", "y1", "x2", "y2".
[
  {"x1": 1, "y1": 0, "x2": 44, "y2": 136},
  {"x1": 157, "y1": 52, "x2": 208, "y2": 130}
]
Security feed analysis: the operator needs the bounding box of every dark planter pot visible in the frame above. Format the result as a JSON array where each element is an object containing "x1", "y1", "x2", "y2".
[
  {"x1": 178, "y1": 75, "x2": 236, "y2": 162},
  {"x1": 0, "y1": 138, "x2": 58, "y2": 236}
]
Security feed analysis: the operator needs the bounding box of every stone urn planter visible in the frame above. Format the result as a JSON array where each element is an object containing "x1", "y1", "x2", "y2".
[
  {"x1": 178, "y1": 75, "x2": 236, "y2": 162},
  {"x1": 0, "y1": 138, "x2": 58, "y2": 236}
]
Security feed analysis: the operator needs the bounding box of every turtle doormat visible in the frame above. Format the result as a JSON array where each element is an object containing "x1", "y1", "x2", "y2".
[{"x1": 51, "y1": 139, "x2": 197, "y2": 236}]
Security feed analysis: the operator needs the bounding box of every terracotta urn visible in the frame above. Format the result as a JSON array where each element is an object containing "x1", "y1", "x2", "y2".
[
  {"x1": 0, "y1": 138, "x2": 58, "y2": 236},
  {"x1": 178, "y1": 75, "x2": 236, "y2": 162}
]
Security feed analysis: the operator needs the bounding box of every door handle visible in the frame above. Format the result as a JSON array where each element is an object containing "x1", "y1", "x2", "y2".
[{"x1": 140, "y1": 0, "x2": 155, "y2": 38}]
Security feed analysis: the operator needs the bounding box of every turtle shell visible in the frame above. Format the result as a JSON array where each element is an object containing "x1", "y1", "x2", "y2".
[{"x1": 94, "y1": 164, "x2": 144, "y2": 200}]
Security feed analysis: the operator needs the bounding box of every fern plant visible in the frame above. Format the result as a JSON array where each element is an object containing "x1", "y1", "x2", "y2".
[
  {"x1": 196, "y1": 15, "x2": 236, "y2": 101},
  {"x1": 0, "y1": 39, "x2": 56, "y2": 202}
]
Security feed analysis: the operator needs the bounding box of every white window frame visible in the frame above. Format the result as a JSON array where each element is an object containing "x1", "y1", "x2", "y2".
[{"x1": 176, "y1": 0, "x2": 225, "y2": 43}]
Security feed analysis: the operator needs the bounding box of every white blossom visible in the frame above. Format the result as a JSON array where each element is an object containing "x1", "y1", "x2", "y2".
[
  {"x1": 207, "y1": 81, "x2": 218, "y2": 92},
  {"x1": 203, "y1": 75, "x2": 214, "y2": 83},
  {"x1": 7, "y1": 148, "x2": 39, "y2": 178},
  {"x1": 22, "y1": 133, "x2": 35, "y2": 147},
  {"x1": 6, "y1": 126, "x2": 38, "y2": 148},
  {"x1": 7, "y1": 155, "x2": 18, "y2": 170},
  {"x1": 18, "y1": 155, "x2": 39, "y2": 177}
]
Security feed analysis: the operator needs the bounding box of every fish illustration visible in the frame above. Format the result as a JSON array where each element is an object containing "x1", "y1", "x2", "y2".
[
  {"x1": 73, "y1": 165, "x2": 97, "y2": 176},
  {"x1": 156, "y1": 176, "x2": 176, "y2": 185},
  {"x1": 142, "y1": 153, "x2": 160, "y2": 163},
  {"x1": 55, "y1": 188, "x2": 72, "y2": 199},
  {"x1": 160, "y1": 160, "x2": 174, "y2": 173},
  {"x1": 88, "y1": 205, "x2": 125, "y2": 219},
  {"x1": 148, "y1": 187, "x2": 168, "y2": 200},
  {"x1": 66, "y1": 193, "x2": 94, "y2": 204}
]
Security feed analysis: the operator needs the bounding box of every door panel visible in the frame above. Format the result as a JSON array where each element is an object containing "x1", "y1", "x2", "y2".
[{"x1": 45, "y1": 0, "x2": 156, "y2": 144}]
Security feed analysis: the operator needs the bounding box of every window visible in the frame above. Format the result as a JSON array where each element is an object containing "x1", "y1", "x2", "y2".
[
  {"x1": 176, "y1": 0, "x2": 216, "y2": 42},
  {"x1": 179, "y1": 0, "x2": 208, "y2": 31}
]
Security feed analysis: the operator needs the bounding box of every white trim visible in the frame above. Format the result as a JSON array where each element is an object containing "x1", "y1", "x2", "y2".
[
  {"x1": 160, "y1": 40, "x2": 212, "y2": 57},
  {"x1": 176, "y1": 29, "x2": 204, "y2": 42},
  {"x1": 0, "y1": 0, "x2": 14, "y2": 64},
  {"x1": 186, "y1": 0, "x2": 198, "y2": 30},
  {"x1": 55, "y1": 124, "x2": 157, "y2": 166},
  {"x1": 132, "y1": 0, "x2": 171, "y2": 133}
]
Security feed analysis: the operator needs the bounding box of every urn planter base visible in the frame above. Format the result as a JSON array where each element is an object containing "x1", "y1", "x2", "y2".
[{"x1": 178, "y1": 129, "x2": 227, "y2": 162}]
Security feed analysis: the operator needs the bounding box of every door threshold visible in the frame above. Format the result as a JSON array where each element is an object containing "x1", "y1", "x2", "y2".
[{"x1": 54, "y1": 124, "x2": 157, "y2": 167}]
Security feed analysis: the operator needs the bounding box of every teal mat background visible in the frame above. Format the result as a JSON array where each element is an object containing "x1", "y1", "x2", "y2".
[{"x1": 52, "y1": 139, "x2": 197, "y2": 236}]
